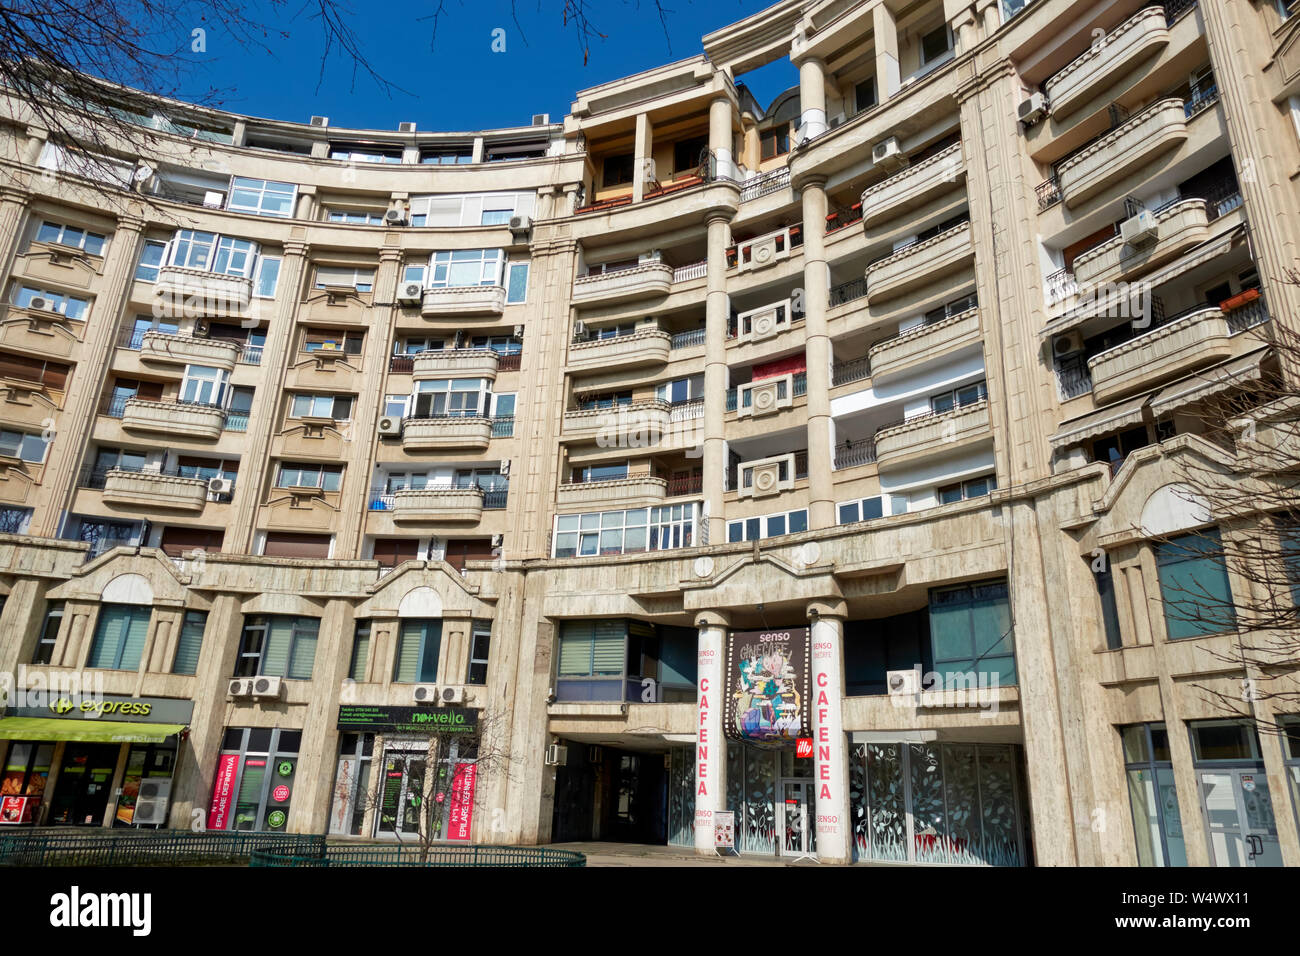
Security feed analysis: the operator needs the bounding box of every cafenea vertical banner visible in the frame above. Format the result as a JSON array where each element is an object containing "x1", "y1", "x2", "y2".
[{"x1": 723, "y1": 629, "x2": 810, "y2": 745}]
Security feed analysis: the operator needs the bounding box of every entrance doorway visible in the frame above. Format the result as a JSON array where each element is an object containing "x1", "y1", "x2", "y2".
[
  {"x1": 49, "y1": 744, "x2": 121, "y2": 826},
  {"x1": 551, "y1": 745, "x2": 668, "y2": 844},
  {"x1": 778, "y1": 779, "x2": 815, "y2": 858},
  {"x1": 1198, "y1": 769, "x2": 1282, "y2": 867},
  {"x1": 376, "y1": 745, "x2": 427, "y2": 839}
]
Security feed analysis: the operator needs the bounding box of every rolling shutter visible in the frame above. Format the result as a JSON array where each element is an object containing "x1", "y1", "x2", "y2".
[{"x1": 263, "y1": 532, "x2": 330, "y2": 559}]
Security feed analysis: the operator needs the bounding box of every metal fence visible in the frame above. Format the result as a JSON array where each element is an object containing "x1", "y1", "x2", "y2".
[
  {"x1": 250, "y1": 843, "x2": 586, "y2": 867},
  {"x1": 0, "y1": 829, "x2": 326, "y2": 867}
]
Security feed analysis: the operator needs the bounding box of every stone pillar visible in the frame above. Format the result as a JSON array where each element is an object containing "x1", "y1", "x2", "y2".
[
  {"x1": 703, "y1": 214, "x2": 732, "y2": 542},
  {"x1": 0, "y1": 187, "x2": 31, "y2": 276},
  {"x1": 796, "y1": 57, "x2": 828, "y2": 141},
  {"x1": 873, "y1": 4, "x2": 902, "y2": 102},
  {"x1": 976, "y1": 0, "x2": 1001, "y2": 37},
  {"x1": 632, "y1": 112, "x2": 654, "y2": 203},
  {"x1": 694, "y1": 610, "x2": 728, "y2": 854},
  {"x1": 799, "y1": 178, "x2": 835, "y2": 529},
  {"x1": 708, "y1": 96, "x2": 735, "y2": 181},
  {"x1": 952, "y1": 6, "x2": 980, "y2": 51},
  {"x1": 808, "y1": 601, "x2": 851, "y2": 863}
]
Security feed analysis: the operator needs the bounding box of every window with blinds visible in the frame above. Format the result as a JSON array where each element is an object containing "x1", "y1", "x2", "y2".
[
  {"x1": 0, "y1": 350, "x2": 70, "y2": 389},
  {"x1": 349, "y1": 620, "x2": 371, "y2": 681},
  {"x1": 394, "y1": 619, "x2": 441, "y2": 683},
  {"x1": 87, "y1": 604, "x2": 151, "y2": 670},
  {"x1": 172, "y1": 610, "x2": 208, "y2": 675},
  {"x1": 928, "y1": 580, "x2": 1016, "y2": 688},
  {"x1": 236, "y1": 615, "x2": 319, "y2": 679},
  {"x1": 556, "y1": 620, "x2": 628, "y2": 702}
]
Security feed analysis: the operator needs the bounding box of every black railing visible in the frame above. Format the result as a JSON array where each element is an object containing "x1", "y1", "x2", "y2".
[
  {"x1": 832, "y1": 355, "x2": 872, "y2": 387},
  {"x1": 1055, "y1": 353, "x2": 1093, "y2": 400},
  {"x1": 1184, "y1": 84, "x2": 1220, "y2": 119},
  {"x1": 1224, "y1": 293, "x2": 1269, "y2": 333},
  {"x1": 483, "y1": 489, "x2": 509, "y2": 509},
  {"x1": 834, "y1": 440, "x2": 877, "y2": 469},
  {"x1": 101, "y1": 395, "x2": 130, "y2": 418},
  {"x1": 666, "y1": 474, "x2": 703, "y2": 497},
  {"x1": 829, "y1": 277, "x2": 868, "y2": 307},
  {"x1": 1037, "y1": 176, "x2": 1062, "y2": 211}
]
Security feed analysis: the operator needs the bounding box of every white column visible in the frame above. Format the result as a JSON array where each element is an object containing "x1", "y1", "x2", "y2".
[
  {"x1": 708, "y1": 96, "x2": 735, "y2": 181},
  {"x1": 809, "y1": 603, "x2": 851, "y2": 864},
  {"x1": 633, "y1": 112, "x2": 653, "y2": 203},
  {"x1": 797, "y1": 57, "x2": 828, "y2": 141},
  {"x1": 873, "y1": 4, "x2": 901, "y2": 102},
  {"x1": 694, "y1": 610, "x2": 729, "y2": 854}
]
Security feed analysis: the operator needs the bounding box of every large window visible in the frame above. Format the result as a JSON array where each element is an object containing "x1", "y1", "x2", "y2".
[
  {"x1": 36, "y1": 220, "x2": 105, "y2": 256},
  {"x1": 291, "y1": 393, "x2": 353, "y2": 421},
  {"x1": 314, "y1": 265, "x2": 374, "y2": 293},
  {"x1": 0, "y1": 506, "x2": 32, "y2": 535},
  {"x1": 411, "y1": 378, "x2": 491, "y2": 418},
  {"x1": 393, "y1": 619, "x2": 441, "y2": 683},
  {"x1": 235, "y1": 616, "x2": 319, "y2": 679},
  {"x1": 552, "y1": 504, "x2": 697, "y2": 558},
  {"x1": 602, "y1": 153, "x2": 635, "y2": 188},
  {"x1": 87, "y1": 605, "x2": 151, "y2": 670},
  {"x1": 937, "y1": 473, "x2": 997, "y2": 505},
  {"x1": 135, "y1": 240, "x2": 167, "y2": 281},
  {"x1": 557, "y1": 620, "x2": 632, "y2": 701},
  {"x1": 0, "y1": 429, "x2": 50, "y2": 463},
  {"x1": 838, "y1": 496, "x2": 884, "y2": 526},
  {"x1": 172, "y1": 610, "x2": 207, "y2": 675},
  {"x1": 180, "y1": 365, "x2": 227, "y2": 407},
  {"x1": 1096, "y1": 562, "x2": 1124, "y2": 650},
  {"x1": 425, "y1": 249, "x2": 504, "y2": 288},
  {"x1": 1155, "y1": 529, "x2": 1236, "y2": 639},
  {"x1": 468, "y1": 620, "x2": 491, "y2": 685},
  {"x1": 1121, "y1": 723, "x2": 1187, "y2": 867},
  {"x1": 727, "y1": 509, "x2": 809, "y2": 543},
  {"x1": 226, "y1": 177, "x2": 296, "y2": 218},
  {"x1": 328, "y1": 732, "x2": 375, "y2": 835},
  {"x1": 928, "y1": 580, "x2": 1016, "y2": 687},
  {"x1": 13, "y1": 285, "x2": 89, "y2": 319},
  {"x1": 556, "y1": 620, "x2": 696, "y2": 703},
  {"x1": 276, "y1": 462, "x2": 343, "y2": 491},
  {"x1": 210, "y1": 728, "x2": 301, "y2": 832}
]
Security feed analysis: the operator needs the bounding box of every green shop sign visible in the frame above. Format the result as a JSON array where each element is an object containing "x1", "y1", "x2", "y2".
[{"x1": 336, "y1": 705, "x2": 478, "y2": 735}]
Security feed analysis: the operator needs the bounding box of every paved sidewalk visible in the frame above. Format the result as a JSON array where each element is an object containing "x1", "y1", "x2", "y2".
[{"x1": 547, "y1": 841, "x2": 823, "y2": 867}]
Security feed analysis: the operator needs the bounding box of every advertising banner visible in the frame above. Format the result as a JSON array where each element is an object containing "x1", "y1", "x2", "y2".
[
  {"x1": 723, "y1": 628, "x2": 810, "y2": 746},
  {"x1": 447, "y1": 763, "x2": 477, "y2": 841},
  {"x1": 207, "y1": 753, "x2": 240, "y2": 831},
  {"x1": 336, "y1": 705, "x2": 478, "y2": 735}
]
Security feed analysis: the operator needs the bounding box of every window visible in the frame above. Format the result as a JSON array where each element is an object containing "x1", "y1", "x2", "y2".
[
  {"x1": 314, "y1": 265, "x2": 375, "y2": 292},
  {"x1": 1097, "y1": 562, "x2": 1124, "y2": 650},
  {"x1": 426, "y1": 249, "x2": 504, "y2": 287},
  {"x1": 928, "y1": 580, "x2": 1016, "y2": 687},
  {"x1": 656, "y1": 376, "x2": 704, "y2": 404},
  {"x1": 0, "y1": 506, "x2": 32, "y2": 534},
  {"x1": 552, "y1": 504, "x2": 697, "y2": 558},
  {"x1": 838, "y1": 496, "x2": 884, "y2": 525},
  {"x1": 0, "y1": 429, "x2": 50, "y2": 463},
  {"x1": 393, "y1": 619, "x2": 442, "y2": 683},
  {"x1": 276, "y1": 462, "x2": 343, "y2": 491},
  {"x1": 506, "y1": 261, "x2": 529, "y2": 303},
  {"x1": 235, "y1": 616, "x2": 319, "y2": 679},
  {"x1": 468, "y1": 620, "x2": 491, "y2": 684},
  {"x1": 13, "y1": 285, "x2": 89, "y2": 319},
  {"x1": 421, "y1": 146, "x2": 473, "y2": 165},
  {"x1": 485, "y1": 140, "x2": 546, "y2": 162},
  {"x1": 88, "y1": 605, "x2": 151, "y2": 670},
  {"x1": 411, "y1": 378, "x2": 491, "y2": 418},
  {"x1": 210, "y1": 727, "x2": 302, "y2": 832},
  {"x1": 169, "y1": 229, "x2": 216, "y2": 270},
  {"x1": 329, "y1": 145, "x2": 403, "y2": 164},
  {"x1": 1121, "y1": 723, "x2": 1187, "y2": 867},
  {"x1": 291, "y1": 393, "x2": 353, "y2": 421},
  {"x1": 135, "y1": 240, "x2": 166, "y2": 281},
  {"x1": 262, "y1": 531, "x2": 331, "y2": 559},
  {"x1": 1155, "y1": 529, "x2": 1237, "y2": 639},
  {"x1": 673, "y1": 136, "x2": 709, "y2": 174},
  {"x1": 33, "y1": 602, "x2": 63, "y2": 665},
  {"x1": 254, "y1": 256, "x2": 281, "y2": 298},
  {"x1": 929, "y1": 379, "x2": 987, "y2": 414},
  {"x1": 0, "y1": 351, "x2": 69, "y2": 389},
  {"x1": 603, "y1": 153, "x2": 635, "y2": 188},
  {"x1": 727, "y1": 509, "x2": 808, "y2": 542},
  {"x1": 557, "y1": 620, "x2": 627, "y2": 700},
  {"x1": 302, "y1": 328, "x2": 364, "y2": 354},
  {"x1": 349, "y1": 620, "x2": 371, "y2": 680},
  {"x1": 173, "y1": 610, "x2": 207, "y2": 675},
  {"x1": 326, "y1": 208, "x2": 386, "y2": 225},
  {"x1": 36, "y1": 221, "x2": 105, "y2": 256},
  {"x1": 212, "y1": 236, "x2": 257, "y2": 277},
  {"x1": 920, "y1": 25, "x2": 954, "y2": 66},
  {"x1": 226, "y1": 177, "x2": 296, "y2": 218},
  {"x1": 854, "y1": 78, "x2": 877, "y2": 114},
  {"x1": 328, "y1": 732, "x2": 374, "y2": 835},
  {"x1": 384, "y1": 394, "x2": 410, "y2": 418},
  {"x1": 937, "y1": 473, "x2": 997, "y2": 504},
  {"x1": 572, "y1": 462, "x2": 629, "y2": 483},
  {"x1": 760, "y1": 128, "x2": 790, "y2": 160}
]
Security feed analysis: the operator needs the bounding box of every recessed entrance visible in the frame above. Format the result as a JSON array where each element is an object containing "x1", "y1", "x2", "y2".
[{"x1": 49, "y1": 743, "x2": 120, "y2": 826}]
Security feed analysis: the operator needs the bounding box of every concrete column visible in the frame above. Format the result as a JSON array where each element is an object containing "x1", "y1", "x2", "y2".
[
  {"x1": 694, "y1": 609, "x2": 728, "y2": 854},
  {"x1": 703, "y1": 215, "x2": 732, "y2": 543},
  {"x1": 796, "y1": 57, "x2": 828, "y2": 141},
  {"x1": 976, "y1": 0, "x2": 1001, "y2": 36},
  {"x1": 632, "y1": 113, "x2": 654, "y2": 203},
  {"x1": 0, "y1": 187, "x2": 31, "y2": 277},
  {"x1": 808, "y1": 602, "x2": 851, "y2": 864},
  {"x1": 799, "y1": 178, "x2": 835, "y2": 530},
  {"x1": 873, "y1": 4, "x2": 902, "y2": 102},
  {"x1": 708, "y1": 96, "x2": 735, "y2": 181},
  {"x1": 952, "y1": 8, "x2": 979, "y2": 51}
]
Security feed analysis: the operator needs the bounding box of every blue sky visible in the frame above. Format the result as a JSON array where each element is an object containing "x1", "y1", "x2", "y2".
[{"x1": 184, "y1": 0, "x2": 798, "y2": 132}]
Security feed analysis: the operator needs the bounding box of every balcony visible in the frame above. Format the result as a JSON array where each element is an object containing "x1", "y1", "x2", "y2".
[
  {"x1": 561, "y1": 399, "x2": 670, "y2": 444},
  {"x1": 567, "y1": 329, "x2": 671, "y2": 373},
  {"x1": 875, "y1": 400, "x2": 991, "y2": 466},
  {"x1": 831, "y1": 355, "x2": 872, "y2": 388},
  {"x1": 728, "y1": 226, "x2": 803, "y2": 272},
  {"x1": 833, "y1": 439, "x2": 878, "y2": 470},
  {"x1": 1073, "y1": 199, "x2": 1210, "y2": 287},
  {"x1": 1045, "y1": 7, "x2": 1170, "y2": 119},
  {"x1": 734, "y1": 451, "x2": 807, "y2": 499},
  {"x1": 571, "y1": 262, "x2": 673, "y2": 307},
  {"x1": 411, "y1": 348, "x2": 500, "y2": 380},
  {"x1": 732, "y1": 299, "x2": 798, "y2": 344},
  {"x1": 1056, "y1": 99, "x2": 1188, "y2": 209},
  {"x1": 860, "y1": 144, "x2": 964, "y2": 227},
  {"x1": 139, "y1": 332, "x2": 240, "y2": 371},
  {"x1": 121, "y1": 399, "x2": 225, "y2": 440},
  {"x1": 387, "y1": 487, "x2": 485, "y2": 523},
  {"x1": 400, "y1": 416, "x2": 493, "y2": 452},
  {"x1": 735, "y1": 374, "x2": 801, "y2": 418},
  {"x1": 99, "y1": 468, "x2": 210, "y2": 512},
  {"x1": 556, "y1": 473, "x2": 668, "y2": 511},
  {"x1": 868, "y1": 309, "x2": 981, "y2": 382},
  {"x1": 865, "y1": 222, "x2": 973, "y2": 304},
  {"x1": 1088, "y1": 305, "x2": 1232, "y2": 404},
  {"x1": 420, "y1": 285, "x2": 507, "y2": 317},
  {"x1": 154, "y1": 266, "x2": 253, "y2": 318}
]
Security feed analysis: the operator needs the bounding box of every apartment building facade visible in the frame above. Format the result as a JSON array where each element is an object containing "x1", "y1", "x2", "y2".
[{"x1": 0, "y1": 0, "x2": 1298, "y2": 866}]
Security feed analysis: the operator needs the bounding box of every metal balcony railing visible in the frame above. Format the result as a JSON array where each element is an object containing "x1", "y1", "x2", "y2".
[
  {"x1": 666, "y1": 474, "x2": 703, "y2": 497},
  {"x1": 833, "y1": 440, "x2": 877, "y2": 470},
  {"x1": 740, "y1": 167, "x2": 791, "y2": 202},
  {"x1": 491, "y1": 416, "x2": 515, "y2": 438},
  {"x1": 1036, "y1": 176, "x2": 1062, "y2": 211},
  {"x1": 237, "y1": 345, "x2": 263, "y2": 365},
  {"x1": 224, "y1": 413, "x2": 249, "y2": 432},
  {"x1": 1223, "y1": 292, "x2": 1269, "y2": 334},
  {"x1": 829, "y1": 277, "x2": 868, "y2": 308},
  {"x1": 389, "y1": 354, "x2": 414, "y2": 374},
  {"x1": 670, "y1": 328, "x2": 706, "y2": 349},
  {"x1": 832, "y1": 355, "x2": 872, "y2": 387},
  {"x1": 101, "y1": 394, "x2": 130, "y2": 418},
  {"x1": 497, "y1": 351, "x2": 522, "y2": 372},
  {"x1": 1055, "y1": 353, "x2": 1093, "y2": 400},
  {"x1": 483, "y1": 489, "x2": 509, "y2": 510}
]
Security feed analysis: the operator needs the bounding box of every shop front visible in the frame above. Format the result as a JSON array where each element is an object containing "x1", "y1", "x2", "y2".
[
  {"x1": 207, "y1": 728, "x2": 302, "y2": 832},
  {"x1": 0, "y1": 693, "x2": 192, "y2": 828}
]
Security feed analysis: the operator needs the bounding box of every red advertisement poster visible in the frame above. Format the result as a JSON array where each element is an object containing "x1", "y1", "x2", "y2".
[
  {"x1": 446, "y1": 763, "x2": 477, "y2": 842},
  {"x1": 0, "y1": 795, "x2": 34, "y2": 825},
  {"x1": 207, "y1": 753, "x2": 240, "y2": 831}
]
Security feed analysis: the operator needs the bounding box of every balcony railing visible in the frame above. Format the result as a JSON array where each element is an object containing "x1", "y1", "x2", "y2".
[
  {"x1": 670, "y1": 328, "x2": 706, "y2": 349},
  {"x1": 832, "y1": 355, "x2": 872, "y2": 387},
  {"x1": 1184, "y1": 84, "x2": 1220, "y2": 119},
  {"x1": 1037, "y1": 176, "x2": 1063, "y2": 212},
  {"x1": 101, "y1": 395, "x2": 130, "y2": 418},
  {"x1": 666, "y1": 474, "x2": 703, "y2": 497},
  {"x1": 225, "y1": 413, "x2": 249, "y2": 432},
  {"x1": 491, "y1": 416, "x2": 515, "y2": 438},
  {"x1": 672, "y1": 260, "x2": 708, "y2": 283},
  {"x1": 669, "y1": 398, "x2": 704, "y2": 422},
  {"x1": 833, "y1": 440, "x2": 877, "y2": 470},
  {"x1": 79, "y1": 464, "x2": 235, "y2": 500},
  {"x1": 829, "y1": 277, "x2": 868, "y2": 308},
  {"x1": 1045, "y1": 268, "x2": 1078, "y2": 306},
  {"x1": 1223, "y1": 291, "x2": 1269, "y2": 333},
  {"x1": 740, "y1": 167, "x2": 791, "y2": 202},
  {"x1": 483, "y1": 489, "x2": 509, "y2": 510},
  {"x1": 389, "y1": 354, "x2": 414, "y2": 374},
  {"x1": 825, "y1": 202, "x2": 864, "y2": 234},
  {"x1": 117, "y1": 327, "x2": 148, "y2": 350},
  {"x1": 1055, "y1": 353, "x2": 1094, "y2": 400},
  {"x1": 237, "y1": 345, "x2": 263, "y2": 365},
  {"x1": 497, "y1": 351, "x2": 522, "y2": 372}
]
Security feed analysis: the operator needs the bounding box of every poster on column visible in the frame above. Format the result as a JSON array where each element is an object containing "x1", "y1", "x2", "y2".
[
  {"x1": 723, "y1": 628, "x2": 810, "y2": 746},
  {"x1": 446, "y1": 763, "x2": 477, "y2": 841},
  {"x1": 207, "y1": 753, "x2": 240, "y2": 831}
]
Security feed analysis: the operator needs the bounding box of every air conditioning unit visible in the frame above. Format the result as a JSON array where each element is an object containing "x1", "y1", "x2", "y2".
[
  {"x1": 1052, "y1": 330, "x2": 1085, "y2": 358},
  {"x1": 1120, "y1": 210, "x2": 1158, "y2": 247},
  {"x1": 412, "y1": 684, "x2": 439, "y2": 704},
  {"x1": 132, "y1": 163, "x2": 155, "y2": 184},
  {"x1": 251, "y1": 675, "x2": 283, "y2": 700},
  {"x1": 384, "y1": 206, "x2": 408, "y2": 226},
  {"x1": 509, "y1": 214, "x2": 532, "y2": 237},
  {"x1": 512, "y1": 325, "x2": 524, "y2": 339},
  {"x1": 872, "y1": 137, "x2": 908, "y2": 171},
  {"x1": 532, "y1": 113, "x2": 551, "y2": 126},
  {"x1": 202, "y1": 190, "x2": 225, "y2": 208},
  {"x1": 638, "y1": 249, "x2": 663, "y2": 264},
  {"x1": 310, "y1": 115, "x2": 330, "y2": 127},
  {"x1": 207, "y1": 476, "x2": 233, "y2": 496},
  {"x1": 544, "y1": 743, "x2": 568, "y2": 766},
  {"x1": 1018, "y1": 92, "x2": 1048, "y2": 126},
  {"x1": 227, "y1": 678, "x2": 254, "y2": 698},
  {"x1": 498, "y1": 461, "x2": 510, "y2": 477},
  {"x1": 491, "y1": 533, "x2": 504, "y2": 547},
  {"x1": 396, "y1": 280, "x2": 423, "y2": 305},
  {"x1": 26, "y1": 296, "x2": 53, "y2": 312},
  {"x1": 887, "y1": 668, "x2": 920, "y2": 696},
  {"x1": 133, "y1": 778, "x2": 172, "y2": 826},
  {"x1": 440, "y1": 685, "x2": 466, "y2": 705},
  {"x1": 828, "y1": 111, "x2": 847, "y2": 129},
  {"x1": 377, "y1": 415, "x2": 403, "y2": 437},
  {"x1": 193, "y1": 320, "x2": 210, "y2": 337},
  {"x1": 572, "y1": 320, "x2": 587, "y2": 338},
  {"x1": 398, "y1": 121, "x2": 417, "y2": 133}
]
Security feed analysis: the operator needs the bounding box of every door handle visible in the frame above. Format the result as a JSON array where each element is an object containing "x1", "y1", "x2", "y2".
[{"x1": 1246, "y1": 834, "x2": 1263, "y2": 859}]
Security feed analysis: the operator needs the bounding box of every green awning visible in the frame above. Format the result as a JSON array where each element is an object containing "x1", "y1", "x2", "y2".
[{"x1": 0, "y1": 717, "x2": 185, "y2": 744}]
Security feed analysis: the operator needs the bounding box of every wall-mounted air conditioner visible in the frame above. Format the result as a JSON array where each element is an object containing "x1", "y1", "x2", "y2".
[
  {"x1": 1120, "y1": 210, "x2": 1158, "y2": 248},
  {"x1": 887, "y1": 668, "x2": 920, "y2": 696},
  {"x1": 509, "y1": 215, "x2": 532, "y2": 238},
  {"x1": 440, "y1": 685, "x2": 466, "y2": 705},
  {"x1": 251, "y1": 675, "x2": 283, "y2": 700},
  {"x1": 1018, "y1": 92, "x2": 1048, "y2": 126},
  {"x1": 133, "y1": 778, "x2": 173, "y2": 826},
  {"x1": 396, "y1": 280, "x2": 423, "y2": 305},
  {"x1": 872, "y1": 137, "x2": 907, "y2": 171},
  {"x1": 384, "y1": 206, "x2": 407, "y2": 226},
  {"x1": 227, "y1": 678, "x2": 255, "y2": 698},
  {"x1": 1052, "y1": 331, "x2": 1085, "y2": 358},
  {"x1": 412, "y1": 683, "x2": 439, "y2": 704},
  {"x1": 378, "y1": 415, "x2": 403, "y2": 437}
]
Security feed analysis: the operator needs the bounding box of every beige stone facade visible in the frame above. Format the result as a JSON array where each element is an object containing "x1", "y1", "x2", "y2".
[{"x1": 0, "y1": 0, "x2": 1299, "y2": 866}]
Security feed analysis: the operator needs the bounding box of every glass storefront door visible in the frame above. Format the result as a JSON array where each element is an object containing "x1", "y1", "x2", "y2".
[
  {"x1": 376, "y1": 744, "x2": 428, "y2": 840},
  {"x1": 49, "y1": 744, "x2": 121, "y2": 826},
  {"x1": 778, "y1": 779, "x2": 815, "y2": 858},
  {"x1": 1198, "y1": 769, "x2": 1282, "y2": 867}
]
